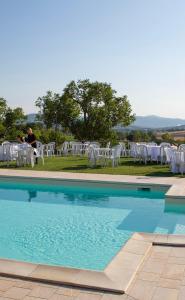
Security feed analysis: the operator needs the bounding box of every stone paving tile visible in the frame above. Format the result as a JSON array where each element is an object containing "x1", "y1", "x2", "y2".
[
  {"x1": 101, "y1": 293, "x2": 128, "y2": 299},
  {"x1": 161, "y1": 263, "x2": 185, "y2": 280},
  {"x1": 122, "y1": 239, "x2": 150, "y2": 255},
  {"x1": 178, "y1": 286, "x2": 185, "y2": 300},
  {"x1": 2, "y1": 286, "x2": 31, "y2": 299},
  {"x1": 50, "y1": 293, "x2": 75, "y2": 300},
  {"x1": 137, "y1": 271, "x2": 160, "y2": 282},
  {"x1": 150, "y1": 246, "x2": 171, "y2": 260},
  {"x1": 168, "y1": 256, "x2": 185, "y2": 265},
  {"x1": 28, "y1": 286, "x2": 57, "y2": 299},
  {"x1": 76, "y1": 292, "x2": 103, "y2": 299},
  {"x1": 152, "y1": 286, "x2": 179, "y2": 300},
  {"x1": 56, "y1": 287, "x2": 80, "y2": 297},
  {"x1": 13, "y1": 281, "x2": 39, "y2": 289},
  {"x1": 127, "y1": 279, "x2": 156, "y2": 300},
  {"x1": 140, "y1": 258, "x2": 166, "y2": 274},
  {"x1": 170, "y1": 247, "x2": 185, "y2": 258},
  {"x1": 0, "y1": 278, "x2": 15, "y2": 291},
  {"x1": 24, "y1": 297, "x2": 47, "y2": 300},
  {"x1": 157, "y1": 278, "x2": 181, "y2": 289}
]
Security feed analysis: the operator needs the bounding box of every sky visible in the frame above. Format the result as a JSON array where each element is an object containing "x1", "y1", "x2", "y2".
[{"x1": 0, "y1": 0, "x2": 185, "y2": 118}]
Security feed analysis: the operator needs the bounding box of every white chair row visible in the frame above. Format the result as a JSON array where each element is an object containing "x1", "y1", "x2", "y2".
[
  {"x1": 44, "y1": 142, "x2": 55, "y2": 157},
  {"x1": 88, "y1": 144, "x2": 122, "y2": 167},
  {"x1": 129, "y1": 143, "x2": 172, "y2": 164},
  {"x1": 0, "y1": 141, "x2": 45, "y2": 167},
  {"x1": 2, "y1": 143, "x2": 35, "y2": 167},
  {"x1": 57, "y1": 141, "x2": 101, "y2": 156}
]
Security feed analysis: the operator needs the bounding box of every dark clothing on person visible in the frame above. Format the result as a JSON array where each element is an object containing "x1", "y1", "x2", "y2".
[{"x1": 25, "y1": 134, "x2": 37, "y2": 148}]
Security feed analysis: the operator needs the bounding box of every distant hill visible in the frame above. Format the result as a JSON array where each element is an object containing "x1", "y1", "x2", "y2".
[
  {"x1": 26, "y1": 113, "x2": 185, "y2": 130},
  {"x1": 133, "y1": 115, "x2": 185, "y2": 129}
]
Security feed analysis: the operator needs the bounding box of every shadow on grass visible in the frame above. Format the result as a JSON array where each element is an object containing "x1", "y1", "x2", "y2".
[
  {"x1": 0, "y1": 164, "x2": 17, "y2": 169},
  {"x1": 62, "y1": 164, "x2": 102, "y2": 171},
  {"x1": 144, "y1": 171, "x2": 174, "y2": 177}
]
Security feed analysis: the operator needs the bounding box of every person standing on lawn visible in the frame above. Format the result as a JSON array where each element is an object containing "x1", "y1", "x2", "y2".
[{"x1": 25, "y1": 128, "x2": 38, "y2": 164}]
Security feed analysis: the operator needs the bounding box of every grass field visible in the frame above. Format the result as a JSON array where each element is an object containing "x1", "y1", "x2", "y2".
[{"x1": 0, "y1": 156, "x2": 175, "y2": 177}]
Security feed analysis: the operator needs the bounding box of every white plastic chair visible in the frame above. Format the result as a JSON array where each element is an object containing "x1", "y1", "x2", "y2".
[
  {"x1": 179, "y1": 151, "x2": 185, "y2": 175},
  {"x1": 2, "y1": 143, "x2": 13, "y2": 165},
  {"x1": 71, "y1": 142, "x2": 83, "y2": 155},
  {"x1": 160, "y1": 144, "x2": 171, "y2": 164},
  {"x1": 36, "y1": 141, "x2": 44, "y2": 165},
  {"x1": 179, "y1": 144, "x2": 185, "y2": 151},
  {"x1": 107, "y1": 145, "x2": 122, "y2": 167},
  {"x1": 88, "y1": 145, "x2": 110, "y2": 167},
  {"x1": 119, "y1": 142, "x2": 127, "y2": 157},
  {"x1": 164, "y1": 147, "x2": 174, "y2": 165},
  {"x1": 90, "y1": 142, "x2": 100, "y2": 148},
  {"x1": 2, "y1": 141, "x2": 10, "y2": 146},
  {"x1": 59, "y1": 141, "x2": 70, "y2": 156},
  {"x1": 17, "y1": 146, "x2": 34, "y2": 168},
  {"x1": 45, "y1": 142, "x2": 55, "y2": 156},
  {"x1": 160, "y1": 142, "x2": 171, "y2": 147},
  {"x1": 147, "y1": 142, "x2": 157, "y2": 146},
  {"x1": 106, "y1": 142, "x2": 111, "y2": 149},
  {"x1": 138, "y1": 144, "x2": 151, "y2": 164}
]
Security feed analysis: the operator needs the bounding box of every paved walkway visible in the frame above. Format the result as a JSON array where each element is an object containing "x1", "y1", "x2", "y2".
[
  {"x1": 0, "y1": 275, "x2": 134, "y2": 300},
  {"x1": 1, "y1": 244, "x2": 185, "y2": 299}
]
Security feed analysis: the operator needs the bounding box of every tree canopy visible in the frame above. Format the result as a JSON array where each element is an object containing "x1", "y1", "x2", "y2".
[{"x1": 36, "y1": 79, "x2": 135, "y2": 140}]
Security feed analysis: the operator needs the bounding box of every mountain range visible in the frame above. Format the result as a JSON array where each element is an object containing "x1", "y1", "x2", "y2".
[
  {"x1": 26, "y1": 113, "x2": 185, "y2": 130},
  {"x1": 133, "y1": 115, "x2": 185, "y2": 129}
]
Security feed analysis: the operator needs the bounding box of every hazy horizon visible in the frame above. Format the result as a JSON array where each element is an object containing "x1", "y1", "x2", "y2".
[{"x1": 0, "y1": 0, "x2": 185, "y2": 118}]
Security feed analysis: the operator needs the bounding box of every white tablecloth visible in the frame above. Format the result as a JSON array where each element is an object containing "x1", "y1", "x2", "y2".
[
  {"x1": 171, "y1": 151, "x2": 185, "y2": 174},
  {"x1": 0, "y1": 146, "x2": 3, "y2": 161},
  {"x1": 146, "y1": 145, "x2": 161, "y2": 161},
  {"x1": 0, "y1": 143, "x2": 33, "y2": 162}
]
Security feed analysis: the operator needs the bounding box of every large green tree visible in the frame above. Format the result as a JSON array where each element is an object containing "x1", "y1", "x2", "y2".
[
  {"x1": 35, "y1": 91, "x2": 79, "y2": 131},
  {"x1": 62, "y1": 79, "x2": 135, "y2": 140},
  {"x1": 3, "y1": 107, "x2": 25, "y2": 130},
  {"x1": 35, "y1": 80, "x2": 135, "y2": 140}
]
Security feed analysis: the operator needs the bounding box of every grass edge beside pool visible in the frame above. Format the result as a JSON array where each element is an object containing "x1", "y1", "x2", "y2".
[{"x1": 0, "y1": 156, "x2": 177, "y2": 177}]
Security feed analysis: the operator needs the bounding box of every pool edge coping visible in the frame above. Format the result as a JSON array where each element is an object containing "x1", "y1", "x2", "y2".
[
  {"x1": 0, "y1": 234, "x2": 153, "y2": 293},
  {"x1": 1, "y1": 233, "x2": 185, "y2": 293}
]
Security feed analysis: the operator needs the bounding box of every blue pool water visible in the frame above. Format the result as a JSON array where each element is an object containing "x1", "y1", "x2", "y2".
[{"x1": 0, "y1": 180, "x2": 185, "y2": 270}]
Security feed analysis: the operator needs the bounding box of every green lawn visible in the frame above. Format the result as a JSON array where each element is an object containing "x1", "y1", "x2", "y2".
[{"x1": 0, "y1": 156, "x2": 175, "y2": 177}]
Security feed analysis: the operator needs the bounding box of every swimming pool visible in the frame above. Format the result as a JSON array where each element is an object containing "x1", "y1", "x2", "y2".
[{"x1": 0, "y1": 178, "x2": 185, "y2": 271}]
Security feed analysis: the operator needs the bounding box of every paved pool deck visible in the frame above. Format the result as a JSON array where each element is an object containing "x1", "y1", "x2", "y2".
[{"x1": 0, "y1": 170, "x2": 185, "y2": 299}]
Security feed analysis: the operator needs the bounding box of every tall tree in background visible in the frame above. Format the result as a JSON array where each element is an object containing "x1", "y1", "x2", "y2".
[
  {"x1": 3, "y1": 107, "x2": 25, "y2": 130},
  {"x1": 35, "y1": 91, "x2": 80, "y2": 131},
  {"x1": 35, "y1": 79, "x2": 135, "y2": 140},
  {"x1": 63, "y1": 79, "x2": 135, "y2": 140}
]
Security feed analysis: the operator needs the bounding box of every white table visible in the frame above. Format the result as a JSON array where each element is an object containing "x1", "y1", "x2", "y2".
[
  {"x1": 0, "y1": 143, "x2": 34, "y2": 165},
  {"x1": 146, "y1": 145, "x2": 161, "y2": 161},
  {"x1": 171, "y1": 150, "x2": 185, "y2": 174}
]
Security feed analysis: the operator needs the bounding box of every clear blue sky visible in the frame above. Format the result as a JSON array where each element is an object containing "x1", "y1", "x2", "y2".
[{"x1": 0, "y1": 0, "x2": 185, "y2": 117}]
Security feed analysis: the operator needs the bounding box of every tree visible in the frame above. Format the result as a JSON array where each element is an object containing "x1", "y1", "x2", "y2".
[
  {"x1": 62, "y1": 79, "x2": 135, "y2": 140},
  {"x1": 0, "y1": 97, "x2": 7, "y2": 122},
  {"x1": 3, "y1": 107, "x2": 25, "y2": 130},
  {"x1": 35, "y1": 91, "x2": 79, "y2": 131},
  {"x1": 161, "y1": 132, "x2": 174, "y2": 143}
]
